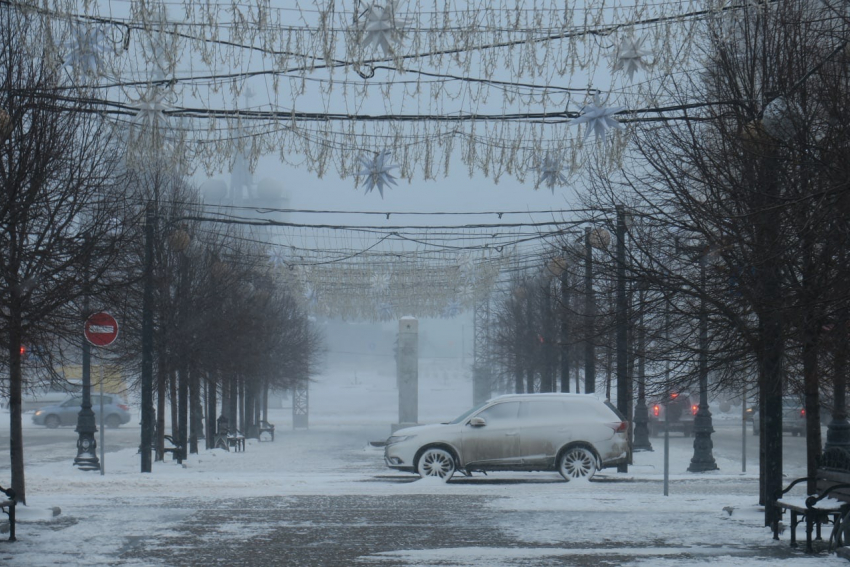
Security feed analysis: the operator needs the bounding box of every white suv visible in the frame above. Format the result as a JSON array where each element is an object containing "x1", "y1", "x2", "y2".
[{"x1": 384, "y1": 393, "x2": 629, "y2": 481}]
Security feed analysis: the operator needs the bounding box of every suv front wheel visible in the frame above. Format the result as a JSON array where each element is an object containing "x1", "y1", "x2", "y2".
[
  {"x1": 416, "y1": 447, "x2": 456, "y2": 481},
  {"x1": 558, "y1": 446, "x2": 597, "y2": 481}
]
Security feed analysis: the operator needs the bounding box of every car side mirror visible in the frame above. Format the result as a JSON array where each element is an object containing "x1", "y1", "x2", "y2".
[{"x1": 468, "y1": 416, "x2": 486, "y2": 427}]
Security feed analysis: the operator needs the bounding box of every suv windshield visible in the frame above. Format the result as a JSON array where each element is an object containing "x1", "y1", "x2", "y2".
[{"x1": 447, "y1": 401, "x2": 489, "y2": 424}]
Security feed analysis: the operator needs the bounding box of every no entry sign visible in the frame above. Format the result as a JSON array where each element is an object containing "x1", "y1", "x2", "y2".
[{"x1": 84, "y1": 312, "x2": 119, "y2": 347}]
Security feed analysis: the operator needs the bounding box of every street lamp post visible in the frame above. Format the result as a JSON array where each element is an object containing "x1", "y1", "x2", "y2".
[
  {"x1": 557, "y1": 258, "x2": 570, "y2": 393},
  {"x1": 615, "y1": 207, "x2": 629, "y2": 472},
  {"x1": 585, "y1": 228, "x2": 596, "y2": 394},
  {"x1": 75, "y1": 236, "x2": 99, "y2": 471},
  {"x1": 688, "y1": 256, "x2": 718, "y2": 472},
  {"x1": 74, "y1": 315, "x2": 100, "y2": 471},
  {"x1": 140, "y1": 205, "x2": 155, "y2": 473},
  {"x1": 632, "y1": 282, "x2": 652, "y2": 451}
]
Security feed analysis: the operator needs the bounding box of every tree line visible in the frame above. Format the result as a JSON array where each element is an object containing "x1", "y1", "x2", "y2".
[
  {"x1": 488, "y1": 1, "x2": 850, "y2": 529},
  {"x1": 0, "y1": 8, "x2": 322, "y2": 503}
]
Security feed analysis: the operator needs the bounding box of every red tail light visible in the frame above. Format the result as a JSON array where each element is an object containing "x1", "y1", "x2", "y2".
[
  {"x1": 607, "y1": 421, "x2": 629, "y2": 433},
  {"x1": 800, "y1": 409, "x2": 806, "y2": 418},
  {"x1": 118, "y1": 404, "x2": 129, "y2": 411},
  {"x1": 653, "y1": 405, "x2": 660, "y2": 417},
  {"x1": 692, "y1": 405, "x2": 699, "y2": 415}
]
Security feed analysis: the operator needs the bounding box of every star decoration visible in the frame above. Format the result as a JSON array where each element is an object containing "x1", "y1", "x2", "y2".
[
  {"x1": 570, "y1": 95, "x2": 627, "y2": 141},
  {"x1": 130, "y1": 87, "x2": 172, "y2": 131},
  {"x1": 356, "y1": 1, "x2": 409, "y2": 55},
  {"x1": 63, "y1": 24, "x2": 109, "y2": 76},
  {"x1": 536, "y1": 153, "x2": 569, "y2": 192},
  {"x1": 356, "y1": 150, "x2": 399, "y2": 198},
  {"x1": 612, "y1": 36, "x2": 651, "y2": 81}
]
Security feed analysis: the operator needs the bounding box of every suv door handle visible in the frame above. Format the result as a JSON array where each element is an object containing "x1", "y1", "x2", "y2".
[{"x1": 505, "y1": 432, "x2": 519, "y2": 437}]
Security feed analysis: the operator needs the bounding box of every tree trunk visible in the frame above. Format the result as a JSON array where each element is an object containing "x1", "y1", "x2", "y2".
[
  {"x1": 155, "y1": 357, "x2": 167, "y2": 461},
  {"x1": 228, "y1": 373, "x2": 238, "y2": 432},
  {"x1": 206, "y1": 376, "x2": 217, "y2": 449},
  {"x1": 178, "y1": 364, "x2": 188, "y2": 461},
  {"x1": 802, "y1": 315, "x2": 822, "y2": 495},
  {"x1": 170, "y1": 370, "x2": 178, "y2": 440},
  {"x1": 189, "y1": 370, "x2": 201, "y2": 454}
]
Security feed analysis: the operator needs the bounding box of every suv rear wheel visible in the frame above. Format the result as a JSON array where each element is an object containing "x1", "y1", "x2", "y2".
[{"x1": 558, "y1": 447, "x2": 597, "y2": 481}]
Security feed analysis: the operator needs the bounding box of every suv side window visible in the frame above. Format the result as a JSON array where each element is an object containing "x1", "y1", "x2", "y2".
[
  {"x1": 519, "y1": 401, "x2": 565, "y2": 420},
  {"x1": 475, "y1": 402, "x2": 520, "y2": 423}
]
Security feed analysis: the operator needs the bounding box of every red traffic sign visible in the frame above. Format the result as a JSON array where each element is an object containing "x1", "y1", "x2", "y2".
[{"x1": 84, "y1": 312, "x2": 119, "y2": 347}]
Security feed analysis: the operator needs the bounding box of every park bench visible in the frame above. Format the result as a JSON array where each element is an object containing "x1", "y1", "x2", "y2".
[
  {"x1": 213, "y1": 415, "x2": 245, "y2": 452},
  {"x1": 774, "y1": 447, "x2": 850, "y2": 553},
  {"x1": 226, "y1": 432, "x2": 246, "y2": 452},
  {"x1": 0, "y1": 485, "x2": 16, "y2": 542},
  {"x1": 258, "y1": 420, "x2": 275, "y2": 442},
  {"x1": 162, "y1": 435, "x2": 182, "y2": 460}
]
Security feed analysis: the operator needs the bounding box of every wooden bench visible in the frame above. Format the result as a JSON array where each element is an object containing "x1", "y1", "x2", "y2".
[
  {"x1": 258, "y1": 420, "x2": 275, "y2": 442},
  {"x1": 0, "y1": 485, "x2": 16, "y2": 542},
  {"x1": 775, "y1": 448, "x2": 850, "y2": 553}
]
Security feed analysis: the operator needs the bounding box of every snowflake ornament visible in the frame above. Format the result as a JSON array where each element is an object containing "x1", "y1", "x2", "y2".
[
  {"x1": 378, "y1": 301, "x2": 394, "y2": 320},
  {"x1": 304, "y1": 286, "x2": 319, "y2": 307},
  {"x1": 63, "y1": 24, "x2": 109, "y2": 76},
  {"x1": 442, "y1": 299, "x2": 462, "y2": 318},
  {"x1": 457, "y1": 253, "x2": 475, "y2": 277},
  {"x1": 268, "y1": 248, "x2": 288, "y2": 268},
  {"x1": 130, "y1": 87, "x2": 172, "y2": 131},
  {"x1": 356, "y1": 1, "x2": 409, "y2": 55},
  {"x1": 570, "y1": 95, "x2": 627, "y2": 141},
  {"x1": 370, "y1": 272, "x2": 391, "y2": 294},
  {"x1": 356, "y1": 150, "x2": 399, "y2": 198},
  {"x1": 612, "y1": 36, "x2": 651, "y2": 81},
  {"x1": 536, "y1": 153, "x2": 569, "y2": 192},
  {"x1": 458, "y1": 283, "x2": 475, "y2": 302}
]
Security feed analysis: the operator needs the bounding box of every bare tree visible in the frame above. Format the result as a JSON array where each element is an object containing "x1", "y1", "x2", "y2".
[{"x1": 0, "y1": 8, "x2": 129, "y2": 502}]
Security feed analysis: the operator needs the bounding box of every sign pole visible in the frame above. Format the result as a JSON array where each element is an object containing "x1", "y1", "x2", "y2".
[
  {"x1": 77, "y1": 312, "x2": 119, "y2": 474},
  {"x1": 100, "y1": 364, "x2": 105, "y2": 476}
]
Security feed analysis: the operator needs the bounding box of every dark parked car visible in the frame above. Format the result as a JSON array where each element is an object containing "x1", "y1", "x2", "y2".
[
  {"x1": 32, "y1": 394, "x2": 131, "y2": 429},
  {"x1": 648, "y1": 392, "x2": 697, "y2": 437},
  {"x1": 751, "y1": 396, "x2": 806, "y2": 436}
]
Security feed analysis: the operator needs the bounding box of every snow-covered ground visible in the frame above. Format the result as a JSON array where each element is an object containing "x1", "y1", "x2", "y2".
[{"x1": 0, "y1": 362, "x2": 844, "y2": 566}]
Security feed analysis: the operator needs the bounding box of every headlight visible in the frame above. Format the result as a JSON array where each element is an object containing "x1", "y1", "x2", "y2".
[
  {"x1": 34, "y1": 410, "x2": 42, "y2": 417},
  {"x1": 386, "y1": 435, "x2": 415, "y2": 446}
]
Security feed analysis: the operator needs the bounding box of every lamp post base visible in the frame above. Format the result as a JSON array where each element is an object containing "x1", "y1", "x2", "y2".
[
  {"x1": 688, "y1": 409, "x2": 718, "y2": 472},
  {"x1": 74, "y1": 428, "x2": 100, "y2": 472},
  {"x1": 633, "y1": 399, "x2": 653, "y2": 451},
  {"x1": 826, "y1": 417, "x2": 850, "y2": 451}
]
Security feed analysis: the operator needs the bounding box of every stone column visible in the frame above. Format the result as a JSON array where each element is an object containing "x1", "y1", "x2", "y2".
[{"x1": 394, "y1": 317, "x2": 419, "y2": 432}]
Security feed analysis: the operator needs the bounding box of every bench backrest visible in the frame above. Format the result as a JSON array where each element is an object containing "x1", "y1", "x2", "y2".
[{"x1": 816, "y1": 468, "x2": 850, "y2": 503}]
